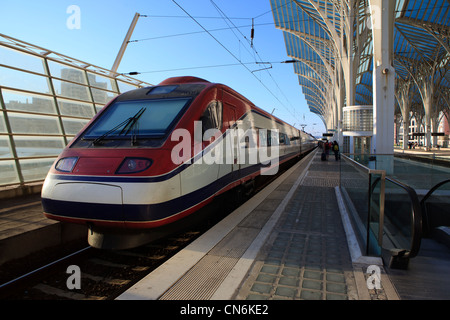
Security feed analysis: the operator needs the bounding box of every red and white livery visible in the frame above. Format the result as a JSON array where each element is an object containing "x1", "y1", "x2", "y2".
[{"x1": 42, "y1": 77, "x2": 316, "y2": 249}]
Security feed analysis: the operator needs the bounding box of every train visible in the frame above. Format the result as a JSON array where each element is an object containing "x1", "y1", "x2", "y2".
[{"x1": 41, "y1": 76, "x2": 316, "y2": 249}]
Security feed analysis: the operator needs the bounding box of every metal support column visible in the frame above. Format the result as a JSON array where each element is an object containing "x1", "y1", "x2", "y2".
[
  {"x1": 370, "y1": 0, "x2": 396, "y2": 174},
  {"x1": 111, "y1": 12, "x2": 140, "y2": 75}
]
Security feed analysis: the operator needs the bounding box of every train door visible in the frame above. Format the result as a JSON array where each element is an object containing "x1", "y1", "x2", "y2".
[{"x1": 224, "y1": 103, "x2": 239, "y2": 176}]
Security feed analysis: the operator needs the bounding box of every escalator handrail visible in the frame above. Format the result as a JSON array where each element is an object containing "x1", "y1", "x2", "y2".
[
  {"x1": 385, "y1": 176, "x2": 423, "y2": 258},
  {"x1": 420, "y1": 179, "x2": 450, "y2": 205},
  {"x1": 420, "y1": 179, "x2": 450, "y2": 236},
  {"x1": 341, "y1": 153, "x2": 423, "y2": 258}
]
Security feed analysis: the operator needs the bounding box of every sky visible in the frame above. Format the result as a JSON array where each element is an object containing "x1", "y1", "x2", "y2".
[{"x1": 0, "y1": 0, "x2": 326, "y2": 137}]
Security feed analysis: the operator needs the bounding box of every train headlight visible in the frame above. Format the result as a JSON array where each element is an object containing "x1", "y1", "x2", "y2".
[
  {"x1": 55, "y1": 157, "x2": 78, "y2": 172},
  {"x1": 116, "y1": 157, "x2": 152, "y2": 174}
]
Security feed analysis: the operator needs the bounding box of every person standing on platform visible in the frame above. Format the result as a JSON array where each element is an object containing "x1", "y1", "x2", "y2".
[
  {"x1": 332, "y1": 141, "x2": 340, "y2": 161},
  {"x1": 324, "y1": 141, "x2": 330, "y2": 160}
]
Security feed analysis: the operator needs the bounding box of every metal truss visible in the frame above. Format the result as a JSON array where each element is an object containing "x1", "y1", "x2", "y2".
[{"x1": 271, "y1": 0, "x2": 450, "y2": 150}]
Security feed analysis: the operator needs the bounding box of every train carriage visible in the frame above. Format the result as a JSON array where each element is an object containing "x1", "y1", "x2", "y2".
[{"x1": 42, "y1": 76, "x2": 316, "y2": 249}]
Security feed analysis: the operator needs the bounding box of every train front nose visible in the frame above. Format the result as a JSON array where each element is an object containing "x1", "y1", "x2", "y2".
[{"x1": 42, "y1": 181, "x2": 124, "y2": 225}]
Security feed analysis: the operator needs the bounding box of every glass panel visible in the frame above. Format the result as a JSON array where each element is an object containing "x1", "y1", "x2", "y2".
[
  {"x1": 0, "y1": 136, "x2": 13, "y2": 158},
  {"x1": 0, "y1": 46, "x2": 46, "y2": 74},
  {"x1": 13, "y1": 136, "x2": 65, "y2": 157},
  {"x1": 382, "y1": 180, "x2": 414, "y2": 252},
  {"x1": 340, "y1": 156, "x2": 371, "y2": 254},
  {"x1": 95, "y1": 104, "x2": 105, "y2": 113},
  {"x1": 117, "y1": 80, "x2": 138, "y2": 93},
  {"x1": 2, "y1": 89, "x2": 56, "y2": 114},
  {"x1": 0, "y1": 160, "x2": 20, "y2": 185},
  {"x1": 87, "y1": 72, "x2": 117, "y2": 92},
  {"x1": 47, "y1": 61, "x2": 87, "y2": 84},
  {"x1": 422, "y1": 181, "x2": 450, "y2": 236},
  {"x1": 91, "y1": 88, "x2": 117, "y2": 105},
  {"x1": 368, "y1": 173, "x2": 383, "y2": 256},
  {"x1": 62, "y1": 118, "x2": 89, "y2": 135},
  {"x1": 0, "y1": 113, "x2": 6, "y2": 133},
  {"x1": 19, "y1": 158, "x2": 55, "y2": 182},
  {"x1": 392, "y1": 155, "x2": 450, "y2": 191},
  {"x1": 52, "y1": 79, "x2": 90, "y2": 101},
  {"x1": 57, "y1": 98, "x2": 95, "y2": 118},
  {"x1": 0, "y1": 66, "x2": 50, "y2": 93},
  {"x1": 83, "y1": 98, "x2": 190, "y2": 138},
  {"x1": 8, "y1": 112, "x2": 61, "y2": 134},
  {"x1": 353, "y1": 137, "x2": 371, "y2": 164}
]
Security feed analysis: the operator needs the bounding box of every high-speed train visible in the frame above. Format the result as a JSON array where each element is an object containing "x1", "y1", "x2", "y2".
[{"x1": 42, "y1": 76, "x2": 316, "y2": 249}]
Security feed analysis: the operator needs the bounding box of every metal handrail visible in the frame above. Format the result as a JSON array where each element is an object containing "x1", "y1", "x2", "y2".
[
  {"x1": 421, "y1": 179, "x2": 450, "y2": 204},
  {"x1": 420, "y1": 179, "x2": 450, "y2": 236},
  {"x1": 341, "y1": 153, "x2": 422, "y2": 259},
  {"x1": 384, "y1": 176, "x2": 423, "y2": 258}
]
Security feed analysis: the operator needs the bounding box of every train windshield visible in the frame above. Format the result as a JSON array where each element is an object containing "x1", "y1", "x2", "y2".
[{"x1": 82, "y1": 98, "x2": 190, "y2": 142}]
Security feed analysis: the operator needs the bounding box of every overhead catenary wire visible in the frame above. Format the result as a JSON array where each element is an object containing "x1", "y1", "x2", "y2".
[
  {"x1": 170, "y1": 0, "x2": 302, "y2": 126},
  {"x1": 122, "y1": 60, "x2": 293, "y2": 75},
  {"x1": 207, "y1": 0, "x2": 301, "y2": 122}
]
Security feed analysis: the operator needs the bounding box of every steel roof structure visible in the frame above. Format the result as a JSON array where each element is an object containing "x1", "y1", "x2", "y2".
[{"x1": 271, "y1": 0, "x2": 450, "y2": 152}]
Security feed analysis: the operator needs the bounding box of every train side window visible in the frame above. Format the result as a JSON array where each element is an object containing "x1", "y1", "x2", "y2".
[
  {"x1": 267, "y1": 130, "x2": 279, "y2": 147},
  {"x1": 279, "y1": 132, "x2": 285, "y2": 145},
  {"x1": 201, "y1": 101, "x2": 223, "y2": 132},
  {"x1": 257, "y1": 128, "x2": 267, "y2": 147}
]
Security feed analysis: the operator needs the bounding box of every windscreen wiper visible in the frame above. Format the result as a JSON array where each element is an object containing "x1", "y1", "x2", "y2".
[
  {"x1": 119, "y1": 107, "x2": 146, "y2": 136},
  {"x1": 92, "y1": 107, "x2": 146, "y2": 145}
]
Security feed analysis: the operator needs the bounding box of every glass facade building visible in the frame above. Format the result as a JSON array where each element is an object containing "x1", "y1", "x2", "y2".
[{"x1": 342, "y1": 106, "x2": 373, "y2": 133}]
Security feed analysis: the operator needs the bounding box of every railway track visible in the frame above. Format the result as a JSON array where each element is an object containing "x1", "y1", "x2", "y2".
[
  {"x1": 0, "y1": 154, "x2": 309, "y2": 300},
  {"x1": 0, "y1": 230, "x2": 203, "y2": 300}
]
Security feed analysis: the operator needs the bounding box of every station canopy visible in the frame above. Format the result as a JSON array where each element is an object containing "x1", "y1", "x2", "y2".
[{"x1": 270, "y1": 0, "x2": 450, "y2": 127}]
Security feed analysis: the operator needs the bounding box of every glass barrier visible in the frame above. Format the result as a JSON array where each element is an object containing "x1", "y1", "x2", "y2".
[
  {"x1": 0, "y1": 34, "x2": 148, "y2": 187},
  {"x1": 392, "y1": 150, "x2": 450, "y2": 192},
  {"x1": 381, "y1": 177, "x2": 422, "y2": 267},
  {"x1": 339, "y1": 154, "x2": 375, "y2": 255},
  {"x1": 368, "y1": 172, "x2": 385, "y2": 256},
  {"x1": 420, "y1": 179, "x2": 450, "y2": 237},
  {"x1": 340, "y1": 153, "x2": 423, "y2": 268}
]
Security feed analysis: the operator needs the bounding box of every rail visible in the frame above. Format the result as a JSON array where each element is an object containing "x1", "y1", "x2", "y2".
[
  {"x1": 382, "y1": 177, "x2": 422, "y2": 259},
  {"x1": 420, "y1": 179, "x2": 450, "y2": 237},
  {"x1": 339, "y1": 153, "x2": 423, "y2": 268}
]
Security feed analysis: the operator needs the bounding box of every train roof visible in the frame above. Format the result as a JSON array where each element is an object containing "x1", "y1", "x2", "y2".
[{"x1": 114, "y1": 76, "x2": 313, "y2": 136}]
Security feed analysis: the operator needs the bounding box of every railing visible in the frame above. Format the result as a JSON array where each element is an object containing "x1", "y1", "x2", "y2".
[
  {"x1": 340, "y1": 153, "x2": 423, "y2": 269},
  {"x1": 420, "y1": 179, "x2": 450, "y2": 237},
  {"x1": 378, "y1": 177, "x2": 422, "y2": 268},
  {"x1": 0, "y1": 33, "x2": 151, "y2": 188}
]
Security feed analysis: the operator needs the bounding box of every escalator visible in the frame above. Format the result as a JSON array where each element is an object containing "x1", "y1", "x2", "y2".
[
  {"x1": 420, "y1": 179, "x2": 450, "y2": 249},
  {"x1": 369, "y1": 176, "x2": 422, "y2": 269},
  {"x1": 340, "y1": 154, "x2": 450, "y2": 272},
  {"x1": 385, "y1": 179, "x2": 450, "y2": 299},
  {"x1": 371, "y1": 177, "x2": 450, "y2": 269}
]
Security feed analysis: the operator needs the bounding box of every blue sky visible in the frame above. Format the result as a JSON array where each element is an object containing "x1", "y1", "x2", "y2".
[{"x1": 0, "y1": 0, "x2": 325, "y2": 136}]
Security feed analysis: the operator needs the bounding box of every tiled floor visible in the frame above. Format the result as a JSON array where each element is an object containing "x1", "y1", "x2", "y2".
[{"x1": 237, "y1": 153, "x2": 359, "y2": 300}]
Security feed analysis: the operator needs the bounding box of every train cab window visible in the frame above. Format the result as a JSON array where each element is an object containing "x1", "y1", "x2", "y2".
[
  {"x1": 201, "y1": 101, "x2": 223, "y2": 133},
  {"x1": 82, "y1": 98, "x2": 190, "y2": 141},
  {"x1": 147, "y1": 85, "x2": 178, "y2": 95}
]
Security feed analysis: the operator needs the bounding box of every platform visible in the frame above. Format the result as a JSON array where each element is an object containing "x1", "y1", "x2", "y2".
[
  {"x1": 0, "y1": 191, "x2": 86, "y2": 266},
  {"x1": 117, "y1": 150, "x2": 398, "y2": 300},
  {"x1": 1, "y1": 148, "x2": 449, "y2": 300}
]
